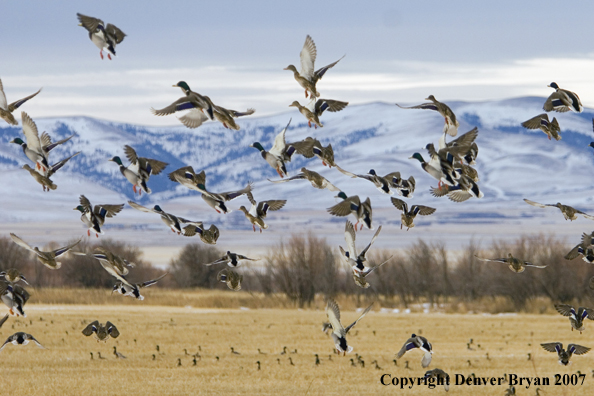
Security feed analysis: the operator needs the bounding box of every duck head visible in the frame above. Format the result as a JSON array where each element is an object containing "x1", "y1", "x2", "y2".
[
  {"x1": 109, "y1": 156, "x2": 123, "y2": 166},
  {"x1": 74, "y1": 205, "x2": 86, "y2": 213},
  {"x1": 288, "y1": 101, "x2": 301, "y2": 108},
  {"x1": 548, "y1": 82, "x2": 559, "y2": 89},
  {"x1": 153, "y1": 205, "x2": 164, "y2": 213},
  {"x1": 250, "y1": 142, "x2": 265, "y2": 152},
  {"x1": 283, "y1": 65, "x2": 298, "y2": 73},
  {"x1": 368, "y1": 169, "x2": 377, "y2": 176},
  {"x1": 174, "y1": 81, "x2": 191, "y2": 94},
  {"x1": 335, "y1": 191, "x2": 348, "y2": 200},
  {"x1": 9, "y1": 138, "x2": 25, "y2": 146},
  {"x1": 425, "y1": 95, "x2": 437, "y2": 101},
  {"x1": 409, "y1": 152, "x2": 425, "y2": 163}
]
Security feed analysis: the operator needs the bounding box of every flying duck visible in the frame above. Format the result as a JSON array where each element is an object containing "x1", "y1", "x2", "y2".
[
  {"x1": 77, "y1": 13, "x2": 126, "y2": 60},
  {"x1": 9, "y1": 233, "x2": 81, "y2": 269},
  {"x1": 325, "y1": 299, "x2": 373, "y2": 355}
]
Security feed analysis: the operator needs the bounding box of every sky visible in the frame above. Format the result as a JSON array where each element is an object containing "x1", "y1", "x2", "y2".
[{"x1": 2, "y1": 1, "x2": 594, "y2": 126}]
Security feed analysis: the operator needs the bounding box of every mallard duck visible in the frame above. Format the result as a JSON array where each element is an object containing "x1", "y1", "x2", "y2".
[
  {"x1": 77, "y1": 13, "x2": 126, "y2": 60},
  {"x1": 179, "y1": 100, "x2": 255, "y2": 130},
  {"x1": 430, "y1": 174, "x2": 483, "y2": 202},
  {"x1": 238, "y1": 192, "x2": 286, "y2": 232},
  {"x1": 425, "y1": 143, "x2": 469, "y2": 186},
  {"x1": 409, "y1": 152, "x2": 445, "y2": 183},
  {"x1": 523, "y1": 199, "x2": 594, "y2": 221},
  {"x1": 390, "y1": 198, "x2": 436, "y2": 230},
  {"x1": 151, "y1": 81, "x2": 214, "y2": 124},
  {"x1": 9, "y1": 233, "x2": 81, "y2": 269},
  {"x1": 168, "y1": 166, "x2": 252, "y2": 214},
  {"x1": 0, "y1": 332, "x2": 44, "y2": 352},
  {"x1": 540, "y1": 342, "x2": 590, "y2": 365},
  {"x1": 397, "y1": 95, "x2": 459, "y2": 136},
  {"x1": 182, "y1": 223, "x2": 220, "y2": 244},
  {"x1": 396, "y1": 334, "x2": 433, "y2": 368},
  {"x1": 128, "y1": 201, "x2": 201, "y2": 235},
  {"x1": 289, "y1": 99, "x2": 348, "y2": 128},
  {"x1": 522, "y1": 114, "x2": 561, "y2": 140},
  {"x1": 327, "y1": 192, "x2": 373, "y2": 231},
  {"x1": 112, "y1": 273, "x2": 168, "y2": 300},
  {"x1": 82, "y1": 320, "x2": 120, "y2": 342},
  {"x1": 73, "y1": 247, "x2": 135, "y2": 288},
  {"x1": 287, "y1": 136, "x2": 336, "y2": 167},
  {"x1": 217, "y1": 268, "x2": 243, "y2": 291},
  {"x1": 543, "y1": 82, "x2": 583, "y2": 113},
  {"x1": 113, "y1": 346, "x2": 127, "y2": 359},
  {"x1": 110, "y1": 145, "x2": 168, "y2": 195},
  {"x1": 10, "y1": 112, "x2": 54, "y2": 172},
  {"x1": 554, "y1": 304, "x2": 594, "y2": 333},
  {"x1": 284, "y1": 35, "x2": 344, "y2": 98},
  {"x1": 250, "y1": 119, "x2": 295, "y2": 177},
  {"x1": 340, "y1": 220, "x2": 383, "y2": 273},
  {"x1": 336, "y1": 167, "x2": 402, "y2": 195},
  {"x1": 0, "y1": 281, "x2": 29, "y2": 317},
  {"x1": 390, "y1": 173, "x2": 416, "y2": 198},
  {"x1": 0, "y1": 269, "x2": 28, "y2": 285},
  {"x1": 474, "y1": 253, "x2": 546, "y2": 273},
  {"x1": 22, "y1": 164, "x2": 56, "y2": 191},
  {"x1": 268, "y1": 167, "x2": 340, "y2": 192},
  {"x1": 0, "y1": 80, "x2": 41, "y2": 126},
  {"x1": 565, "y1": 232, "x2": 594, "y2": 263},
  {"x1": 424, "y1": 368, "x2": 450, "y2": 391},
  {"x1": 22, "y1": 151, "x2": 80, "y2": 191},
  {"x1": 325, "y1": 299, "x2": 373, "y2": 355},
  {"x1": 504, "y1": 385, "x2": 516, "y2": 396},
  {"x1": 205, "y1": 251, "x2": 259, "y2": 267},
  {"x1": 74, "y1": 195, "x2": 124, "y2": 237}
]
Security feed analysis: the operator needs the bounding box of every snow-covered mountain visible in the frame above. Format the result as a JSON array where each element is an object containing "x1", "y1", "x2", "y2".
[{"x1": 2, "y1": 97, "x2": 594, "y2": 260}]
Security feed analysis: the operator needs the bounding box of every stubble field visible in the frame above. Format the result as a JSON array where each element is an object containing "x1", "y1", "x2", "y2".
[{"x1": 1, "y1": 299, "x2": 593, "y2": 396}]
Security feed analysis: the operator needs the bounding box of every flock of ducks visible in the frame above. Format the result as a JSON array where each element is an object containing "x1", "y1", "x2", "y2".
[{"x1": 2, "y1": 14, "x2": 594, "y2": 392}]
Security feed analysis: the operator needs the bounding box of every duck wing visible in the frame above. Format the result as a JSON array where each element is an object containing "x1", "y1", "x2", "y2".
[
  {"x1": 8, "y1": 88, "x2": 42, "y2": 113},
  {"x1": 397, "y1": 337, "x2": 419, "y2": 358},
  {"x1": 568, "y1": 344, "x2": 591, "y2": 356},
  {"x1": 299, "y1": 35, "x2": 317, "y2": 80},
  {"x1": 344, "y1": 220, "x2": 357, "y2": 258},
  {"x1": 93, "y1": 203, "x2": 124, "y2": 218},
  {"x1": 0, "y1": 78, "x2": 8, "y2": 111},
  {"x1": 256, "y1": 200, "x2": 286, "y2": 218},
  {"x1": 105, "y1": 321, "x2": 120, "y2": 338},
  {"x1": 522, "y1": 114, "x2": 550, "y2": 130},
  {"x1": 390, "y1": 197, "x2": 408, "y2": 213},
  {"x1": 269, "y1": 119, "x2": 291, "y2": 157},
  {"x1": 325, "y1": 299, "x2": 345, "y2": 336},
  {"x1": 21, "y1": 112, "x2": 42, "y2": 153},
  {"x1": 105, "y1": 23, "x2": 126, "y2": 44},
  {"x1": 544, "y1": 92, "x2": 572, "y2": 113},
  {"x1": 9, "y1": 233, "x2": 36, "y2": 253},
  {"x1": 54, "y1": 238, "x2": 83, "y2": 258},
  {"x1": 82, "y1": 320, "x2": 99, "y2": 336},
  {"x1": 554, "y1": 304, "x2": 574, "y2": 317},
  {"x1": 396, "y1": 102, "x2": 438, "y2": 111},
  {"x1": 178, "y1": 108, "x2": 209, "y2": 128},
  {"x1": 76, "y1": 13, "x2": 104, "y2": 33},
  {"x1": 151, "y1": 97, "x2": 200, "y2": 116},
  {"x1": 523, "y1": 199, "x2": 554, "y2": 209},
  {"x1": 138, "y1": 272, "x2": 169, "y2": 288},
  {"x1": 312, "y1": 55, "x2": 345, "y2": 84},
  {"x1": 344, "y1": 303, "x2": 373, "y2": 334},
  {"x1": 474, "y1": 256, "x2": 509, "y2": 264},
  {"x1": 128, "y1": 200, "x2": 158, "y2": 214},
  {"x1": 359, "y1": 226, "x2": 382, "y2": 258},
  {"x1": 412, "y1": 205, "x2": 436, "y2": 216},
  {"x1": 47, "y1": 152, "x2": 81, "y2": 177},
  {"x1": 314, "y1": 99, "x2": 348, "y2": 116},
  {"x1": 328, "y1": 196, "x2": 360, "y2": 217}
]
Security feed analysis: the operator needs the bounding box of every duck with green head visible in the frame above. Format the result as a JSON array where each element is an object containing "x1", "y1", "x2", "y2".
[
  {"x1": 327, "y1": 192, "x2": 373, "y2": 231},
  {"x1": 110, "y1": 156, "x2": 149, "y2": 195},
  {"x1": 151, "y1": 81, "x2": 214, "y2": 125},
  {"x1": 250, "y1": 119, "x2": 295, "y2": 178}
]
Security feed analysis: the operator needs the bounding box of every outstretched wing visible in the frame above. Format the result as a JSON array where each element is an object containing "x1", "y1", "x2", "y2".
[
  {"x1": 77, "y1": 13, "x2": 104, "y2": 33},
  {"x1": 151, "y1": 97, "x2": 199, "y2": 116},
  {"x1": 82, "y1": 320, "x2": 99, "y2": 336},
  {"x1": 128, "y1": 200, "x2": 158, "y2": 214},
  {"x1": 94, "y1": 203, "x2": 124, "y2": 218},
  {"x1": 9, "y1": 233, "x2": 35, "y2": 253},
  {"x1": 568, "y1": 344, "x2": 591, "y2": 356},
  {"x1": 325, "y1": 299, "x2": 344, "y2": 334},
  {"x1": 269, "y1": 119, "x2": 291, "y2": 157},
  {"x1": 360, "y1": 225, "x2": 382, "y2": 257},
  {"x1": 8, "y1": 88, "x2": 42, "y2": 112},
  {"x1": 315, "y1": 99, "x2": 348, "y2": 116},
  {"x1": 313, "y1": 55, "x2": 345, "y2": 83},
  {"x1": 390, "y1": 197, "x2": 408, "y2": 213},
  {"x1": 256, "y1": 200, "x2": 287, "y2": 218},
  {"x1": 105, "y1": 321, "x2": 120, "y2": 338},
  {"x1": 414, "y1": 205, "x2": 437, "y2": 216},
  {"x1": 344, "y1": 303, "x2": 373, "y2": 334},
  {"x1": 474, "y1": 255, "x2": 509, "y2": 264},
  {"x1": 105, "y1": 23, "x2": 126, "y2": 44},
  {"x1": 328, "y1": 196, "x2": 360, "y2": 217},
  {"x1": 554, "y1": 304, "x2": 574, "y2": 317},
  {"x1": 540, "y1": 342, "x2": 562, "y2": 353},
  {"x1": 299, "y1": 35, "x2": 317, "y2": 79},
  {"x1": 344, "y1": 220, "x2": 357, "y2": 258},
  {"x1": 396, "y1": 337, "x2": 418, "y2": 359},
  {"x1": 396, "y1": 102, "x2": 438, "y2": 111},
  {"x1": 178, "y1": 109, "x2": 209, "y2": 129},
  {"x1": 522, "y1": 114, "x2": 550, "y2": 130},
  {"x1": 139, "y1": 272, "x2": 169, "y2": 288},
  {"x1": 21, "y1": 111, "x2": 42, "y2": 153}
]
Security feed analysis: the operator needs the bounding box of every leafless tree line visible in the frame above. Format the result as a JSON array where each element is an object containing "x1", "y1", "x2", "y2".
[{"x1": 2, "y1": 233, "x2": 594, "y2": 310}]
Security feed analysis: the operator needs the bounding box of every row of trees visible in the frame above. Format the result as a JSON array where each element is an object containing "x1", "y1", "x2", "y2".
[{"x1": 2, "y1": 233, "x2": 593, "y2": 310}]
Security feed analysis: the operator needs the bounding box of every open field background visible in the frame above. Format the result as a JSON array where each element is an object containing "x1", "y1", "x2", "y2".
[{"x1": 1, "y1": 301, "x2": 593, "y2": 396}]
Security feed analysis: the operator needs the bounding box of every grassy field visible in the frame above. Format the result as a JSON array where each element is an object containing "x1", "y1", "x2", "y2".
[{"x1": 1, "y1": 302, "x2": 592, "y2": 395}]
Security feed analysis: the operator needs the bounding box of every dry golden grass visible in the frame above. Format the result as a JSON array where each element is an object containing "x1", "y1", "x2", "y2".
[{"x1": 1, "y1": 303, "x2": 593, "y2": 396}]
